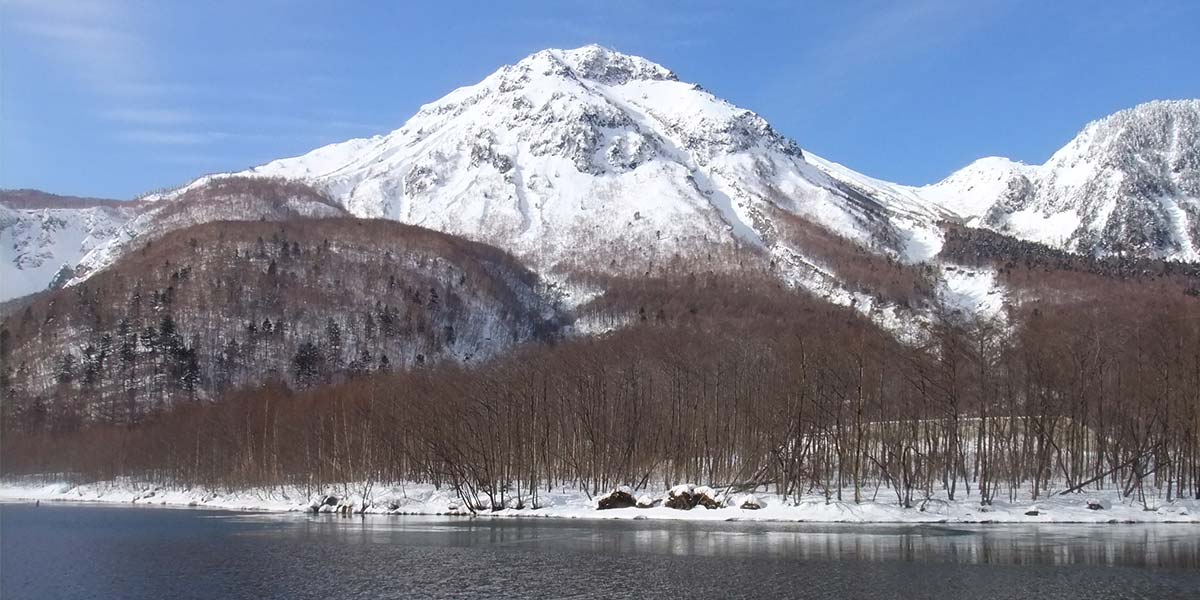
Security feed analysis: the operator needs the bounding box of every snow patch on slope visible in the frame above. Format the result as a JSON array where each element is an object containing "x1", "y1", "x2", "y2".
[{"x1": 937, "y1": 266, "x2": 1006, "y2": 320}]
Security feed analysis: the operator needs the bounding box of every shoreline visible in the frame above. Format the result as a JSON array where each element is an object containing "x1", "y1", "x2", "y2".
[
  {"x1": 2, "y1": 480, "x2": 1196, "y2": 525},
  {"x1": 4, "y1": 497, "x2": 1199, "y2": 526}
]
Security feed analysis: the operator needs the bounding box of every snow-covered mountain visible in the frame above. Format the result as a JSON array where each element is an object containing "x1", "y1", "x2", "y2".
[
  {"x1": 9, "y1": 47, "x2": 1194, "y2": 312},
  {"x1": 0, "y1": 192, "x2": 140, "y2": 300},
  {"x1": 164, "y1": 45, "x2": 943, "y2": 283},
  {"x1": 913, "y1": 100, "x2": 1200, "y2": 261}
]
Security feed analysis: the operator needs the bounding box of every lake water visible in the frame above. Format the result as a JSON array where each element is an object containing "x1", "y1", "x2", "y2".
[{"x1": 2, "y1": 503, "x2": 1197, "y2": 599}]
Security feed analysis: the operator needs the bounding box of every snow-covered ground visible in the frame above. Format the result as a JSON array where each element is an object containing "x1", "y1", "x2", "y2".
[{"x1": 2, "y1": 478, "x2": 1195, "y2": 524}]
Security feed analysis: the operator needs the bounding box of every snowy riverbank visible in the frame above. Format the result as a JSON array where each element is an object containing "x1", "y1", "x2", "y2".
[{"x1": 2, "y1": 478, "x2": 1196, "y2": 524}]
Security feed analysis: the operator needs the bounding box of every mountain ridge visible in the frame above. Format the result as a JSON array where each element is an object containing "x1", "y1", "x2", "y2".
[
  {"x1": 172, "y1": 46, "x2": 940, "y2": 255},
  {"x1": 133, "y1": 45, "x2": 950, "y2": 335},
  {"x1": 910, "y1": 99, "x2": 1200, "y2": 260},
  {"x1": 2, "y1": 46, "x2": 1196, "y2": 308}
]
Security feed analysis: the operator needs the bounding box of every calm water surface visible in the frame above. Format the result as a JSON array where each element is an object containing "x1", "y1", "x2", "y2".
[{"x1": 1, "y1": 502, "x2": 1197, "y2": 599}]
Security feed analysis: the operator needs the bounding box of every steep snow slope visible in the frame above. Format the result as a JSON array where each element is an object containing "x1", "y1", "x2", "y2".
[
  {"x1": 0, "y1": 198, "x2": 138, "y2": 301},
  {"x1": 802, "y1": 153, "x2": 950, "y2": 262},
  {"x1": 917, "y1": 100, "x2": 1200, "y2": 261},
  {"x1": 170, "y1": 46, "x2": 943, "y2": 283}
]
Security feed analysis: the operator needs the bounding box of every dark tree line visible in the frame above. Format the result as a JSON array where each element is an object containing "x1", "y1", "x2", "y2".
[{"x1": 940, "y1": 222, "x2": 1200, "y2": 293}]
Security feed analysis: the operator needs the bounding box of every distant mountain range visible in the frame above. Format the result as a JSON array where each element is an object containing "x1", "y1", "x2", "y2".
[
  {"x1": 2, "y1": 45, "x2": 1197, "y2": 314},
  {"x1": 872, "y1": 100, "x2": 1198, "y2": 261}
]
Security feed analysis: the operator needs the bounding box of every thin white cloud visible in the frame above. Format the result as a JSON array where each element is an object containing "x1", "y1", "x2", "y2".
[
  {"x1": 108, "y1": 81, "x2": 211, "y2": 98},
  {"x1": 5, "y1": 0, "x2": 403, "y2": 167},
  {"x1": 114, "y1": 128, "x2": 309, "y2": 146},
  {"x1": 101, "y1": 108, "x2": 194, "y2": 125},
  {"x1": 4, "y1": 0, "x2": 151, "y2": 98},
  {"x1": 149, "y1": 153, "x2": 229, "y2": 166},
  {"x1": 114, "y1": 130, "x2": 230, "y2": 146},
  {"x1": 16, "y1": 20, "x2": 137, "y2": 47},
  {"x1": 800, "y1": 0, "x2": 1012, "y2": 88}
]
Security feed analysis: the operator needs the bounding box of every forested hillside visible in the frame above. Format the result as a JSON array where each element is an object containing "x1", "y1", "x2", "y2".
[
  {"x1": 0, "y1": 218, "x2": 561, "y2": 431},
  {"x1": 2, "y1": 159, "x2": 1198, "y2": 513},
  {"x1": 69, "y1": 177, "x2": 350, "y2": 283},
  {"x1": 0, "y1": 189, "x2": 130, "y2": 209},
  {"x1": 939, "y1": 222, "x2": 1200, "y2": 300}
]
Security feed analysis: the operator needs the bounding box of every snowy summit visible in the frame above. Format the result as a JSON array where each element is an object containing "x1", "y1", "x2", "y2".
[
  {"x1": 2, "y1": 47, "x2": 1196, "y2": 306},
  {"x1": 155, "y1": 45, "x2": 943, "y2": 280}
]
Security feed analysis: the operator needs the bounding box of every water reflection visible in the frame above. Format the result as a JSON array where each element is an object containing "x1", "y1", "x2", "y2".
[
  {"x1": 236, "y1": 513, "x2": 1200, "y2": 570},
  {"x1": 4, "y1": 505, "x2": 1198, "y2": 600}
]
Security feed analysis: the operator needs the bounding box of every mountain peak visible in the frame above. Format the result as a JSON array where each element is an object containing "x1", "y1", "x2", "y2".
[
  {"x1": 514, "y1": 45, "x2": 677, "y2": 85},
  {"x1": 913, "y1": 98, "x2": 1200, "y2": 260},
  {"x1": 187, "y1": 42, "x2": 929, "y2": 292}
]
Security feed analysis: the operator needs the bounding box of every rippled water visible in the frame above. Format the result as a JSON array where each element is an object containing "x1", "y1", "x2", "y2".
[{"x1": 2, "y1": 503, "x2": 1197, "y2": 599}]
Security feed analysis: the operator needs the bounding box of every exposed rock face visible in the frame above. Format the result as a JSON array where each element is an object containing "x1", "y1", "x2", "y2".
[{"x1": 12, "y1": 48, "x2": 1194, "y2": 329}]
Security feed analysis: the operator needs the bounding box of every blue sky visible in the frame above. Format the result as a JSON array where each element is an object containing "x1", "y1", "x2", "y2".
[{"x1": 2, "y1": 0, "x2": 1197, "y2": 199}]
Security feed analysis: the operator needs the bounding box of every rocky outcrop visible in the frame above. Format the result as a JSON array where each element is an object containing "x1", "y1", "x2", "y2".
[
  {"x1": 597, "y1": 486, "x2": 637, "y2": 510},
  {"x1": 664, "y1": 484, "x2": 724, "y2": 510}
]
